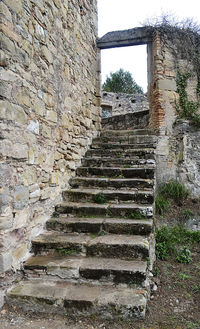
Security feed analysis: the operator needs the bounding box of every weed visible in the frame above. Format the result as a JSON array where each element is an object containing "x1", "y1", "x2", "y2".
[
  {"x1": 155, "y1": 195, "x2": 169, "y2": 215},
  {"x1": 176, "y1": 246, "x2": 192, "y2": 264},
  {"x1": 153, "y1": 267, "x2": 160, "y2": 277},
  {"x1": 127, "y1": 211, "x2": 147, "y2": 220},
  {"x1": 117, "y1": 174, "x2": 125, "y2": 179},
  {"x1": 56, "y1": 248, "x2": 79, "y2": 256},
  {"x1": 159, "y1": 179, "x2": 189, "y2": 203},
  {"x1": 90, "y1": 233, "x2": 98, "y2": 239},
  {"x1": 116, "y1": 152, "x2": 122, "y2": 158},
  {"x1": 93, "y1": 193, "x2": 107, "y2": 204},
  {"x1": 124, "y1": 164, "x2": 131, "y2": 168},
  {"x1": 181, "y1": 209, "x2": 194, "y2": 220},
  {"x1": 178, "y1": 271, "x2": 192, "y2": 280},
  {"x1": 192, "y1": 284, "x2": 200, "y2": 293},
  {"x1": 155, "y1": 225, "x2": 200, "y2": 261}
]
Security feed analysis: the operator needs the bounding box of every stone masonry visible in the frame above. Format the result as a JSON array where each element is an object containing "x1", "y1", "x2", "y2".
[{"x1": 0, "y1": 0, "x2": 101, "y2": 298}]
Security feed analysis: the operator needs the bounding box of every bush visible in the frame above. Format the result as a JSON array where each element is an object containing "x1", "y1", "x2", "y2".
[
  {"x1": 155, "y1": 225, "x2": 200, "y2": 261},
  {"x1": 176, "y1": 246, "x2": 192, "y2": 264},
  {"x1": 159, "y1": 180, "x2": 189, "y2": 202}
]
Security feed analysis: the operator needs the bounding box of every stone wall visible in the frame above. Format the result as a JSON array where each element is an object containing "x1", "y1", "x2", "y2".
[
  {"x1": 0, "y1": 0, "x2": 100, "y2": 277},
  {"x1": 149, "y1": 31, "x2": 200, "y2": 195},
  {"x1": 101, "y1": 91, "x2": 149, "y2": 118}
]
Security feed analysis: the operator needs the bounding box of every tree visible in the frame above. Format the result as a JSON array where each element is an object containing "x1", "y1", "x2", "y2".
[{"x1": 102, "y1": 69, "x2": 144, "y2": 94}]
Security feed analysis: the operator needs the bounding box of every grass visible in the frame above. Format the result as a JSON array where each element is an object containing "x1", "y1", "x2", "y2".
[
  {"x1": 126, "y1": 211, "x2": 147, "y2": 220},
  {"x1": 155, "y1": 195, "x2": 169, "y2": 215},
  {"x1": 159, "y1": 179, "x2": 189, "y2": 202},
  {"x1": 155, "y1": 225, "x2": 200, "y2": 261},
  {"x1": 56, "y1": 248, "x2": 80, "y2": 256},
  {"x1": 155, "y1": 180, "x2": 189, "y2": 215},
  {"x1": 93, "y1": 193, "x2": 107, "y2": 204}
]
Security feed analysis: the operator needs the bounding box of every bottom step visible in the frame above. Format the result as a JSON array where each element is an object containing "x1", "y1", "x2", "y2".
[{"x1": 7, "y1": 280, "x2": 147, "y2": 319}]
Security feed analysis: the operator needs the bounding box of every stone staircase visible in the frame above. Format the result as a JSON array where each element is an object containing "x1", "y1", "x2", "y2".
[{"x1": 7, "y1": 128, "x2": 157, "y2": 320}]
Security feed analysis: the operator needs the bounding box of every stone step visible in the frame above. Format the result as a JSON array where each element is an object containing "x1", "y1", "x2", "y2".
[
  {"x1": 76, "y1": 167, "x2": 155, "y2": 179},
  {"x1": 47, "y1": 217, "x2": 153, "y2": 235},
  {"x1": 63, "y1": 188, "x2": 154, "y2": 204},
  {"x1": 86, "y1": 148, "x2": 155, "y2": 159},
  {"x1": 101, "y1": 129, "x2": 155, "y2": 136},
  {"x1": 7, "y1": 280, "x2": 147, "y2": 319},
  {"x1": 31, "y1": 232, "x2": 150, "y2": 260},
  {"x1": 82, "y1": 157, "x2": 156, "y2": 168},
  {"x1": 94, "y1": 135, "x2": 157, "y2": 144},
  {"x1": 24, "y1": 255, "x2": 147, "y2": 284},
  {"x1": 70, "y1": 177, "x2": 154, "y2": 189},
  {"x1": 55, "y1": 202, "x2": 153, "y2": 218},
  {"x1": 91, "y1": 143, "x2": 156, "y2": 149}
]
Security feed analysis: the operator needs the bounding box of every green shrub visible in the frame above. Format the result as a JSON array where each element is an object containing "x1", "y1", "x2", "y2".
[
  {"x1": 159, "y1": 180, "x2": 189, "y2": 202},
  {"x1": 155, "y1": 195, "x2": 169, "y2": 215},
  {"x1": 155, "y1": 225, "x2": 200, "y2": 260},
  {"x1": 93, "y1": 193, "x2": 107, "y2": 204},
  {"x1": 176, "y1": 246, "x2": 192, "y2": 264},
  {"x1": 181, "y1": 209, "x2": 194, "y2": 220}
]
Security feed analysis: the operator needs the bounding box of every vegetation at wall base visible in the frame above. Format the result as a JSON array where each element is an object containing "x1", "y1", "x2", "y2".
[{"x1": 155, "y1": 225, "x2": 200, "y2": 261}]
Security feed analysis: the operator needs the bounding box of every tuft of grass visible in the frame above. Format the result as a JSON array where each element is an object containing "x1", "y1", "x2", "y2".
[
  {"x1": 93, "y1": 193, "x2": 107, "y2": 204},
  {"x1": 155, "y1": 225, "x2": 200, "y2": 261},
  {"x1": 127, "y1": 211, "x2": 147, "y2": 220},
  {"x1": 178, "y1": 271, "x2": 192, "y2": 280},
  {"x1": 155, "y1": 195, "x2": 169, "y2": 215},
  {"x1": 181, "y1": 209, "x2": 194, "y2": 220},
  {"x1": 159, "y1": 179, "x2": 189, "y2": 203}
]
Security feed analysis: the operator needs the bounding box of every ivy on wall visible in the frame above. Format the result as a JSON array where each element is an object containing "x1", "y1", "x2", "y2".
[{"x1": 176, "y1": 71, "x2": 200, "y2": 127}]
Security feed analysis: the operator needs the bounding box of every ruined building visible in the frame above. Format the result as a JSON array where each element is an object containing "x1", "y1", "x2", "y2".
[{"x1": 0, "y1": 0, "x2": 200, "y2": 319}]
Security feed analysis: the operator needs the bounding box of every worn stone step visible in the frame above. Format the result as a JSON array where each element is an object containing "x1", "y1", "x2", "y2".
[
  {"x1": 82, "y1": 157, "x2": 156, "y2": 168},
  {"x1": 70, "y1": 177, "x2": 154, "y2": 189},
  {"x1": 7, "y1": 280, "x2": 147, "y2": 319},
  {"x1": 47, "y1": 217, "x2": 153, "y2": 235},
  {"x1": 101, "y1": 129, "x2": 155, "y2": 136},
  {"x1": 31, "y1": 232, "x2": 150, "y2": 260},
  {"x1": 91, "y1": 143, "x2": 156, "y2": 149},
  {"x1": 55, "y1": 202, "x2": 153, "y2": 218},
  {"x1": 94, "y1": 135, "x2": 157, "y2": 145},
  {"x1": 24, "y1": 255, "x2": 147, "y2": 284},
  {"x1": 86, "y1": 148, "x2": 155, "y2": 159},
  {"x1": 76, "y1": 167, "x2": 155, "y2": 179},
  {"x1": 63, "y1": 188, "x2": 154, "y2": 204}
]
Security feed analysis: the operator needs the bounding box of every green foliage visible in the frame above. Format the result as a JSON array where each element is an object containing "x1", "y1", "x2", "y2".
[
  {"x1": 127, "y1": 211, "x2": 147, "y2": 220},
  {"x1": 159, "y1": 179, "x2": 189, "y2": 202},
  {"x1": 177, "y1": 271, "x2": 192, "y2": 280},
  {"x1": 176, "y1": 246, "x2": 192, "y2": 264},
  {"x1": 155, "y1": 195, "x2": 169, "y2": 215},
  {"x1": 93, "y1": 193, "x2": 107, "y2": 204},
  {"x1": 102, "y1": 68, "x2": 144, "y2": 94},
  {"x1": 155, "y1": 225, "x2": 200, "y2": 261},
  {"x1": 176, "y1": 71, "x2": 200, "y2": 127},
  {"x1": 56, "y1": 248, "x2": 79, "y2": 256},
  {"x1": 181, "y1": 209, "x2": 194, "y2": 220}
]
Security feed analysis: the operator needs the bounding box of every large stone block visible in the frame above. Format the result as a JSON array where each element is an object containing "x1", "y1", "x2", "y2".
[
  {"x1": 0, "y1": 100, "x2": 27, "y2": 125},
  {"x1": 158, "y1": 79, "x2": 177, "y2": 91},
  {"x1": 3, "y1": 0, "x2": 22, "y2": 13},
  {"x1": 0, "y1": 141, "x2": 28, "y2": 160},
  {"x1": 13, "y1": 185, "x2": 29, "y2": 210},
  {"x1": 0, "y1": 251, "x2": 12, "y2": 273}
]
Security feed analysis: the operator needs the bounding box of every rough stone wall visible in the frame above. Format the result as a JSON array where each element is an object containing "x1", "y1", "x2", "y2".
[
  {"x1": 101, "y1": 91, "x2": 149, "y2": 118},
  {"x1": 0, "y1": 0, "x2": 100, "y2": 276},
  {"x1": 150, "y1": 31, "x2": 200, "y2": 195}
]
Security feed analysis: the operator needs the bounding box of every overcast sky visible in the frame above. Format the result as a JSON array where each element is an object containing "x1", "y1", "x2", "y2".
[{"x1": 98, "y1": 0, "x2": 200, "y2": 92}]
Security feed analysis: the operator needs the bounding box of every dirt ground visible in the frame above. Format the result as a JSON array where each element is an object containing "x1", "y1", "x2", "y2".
[{"x1": 0, "y1": 246, "x2": 199, "y2": 329}]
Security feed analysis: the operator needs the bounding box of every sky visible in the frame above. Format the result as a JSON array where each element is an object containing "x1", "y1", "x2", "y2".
[{"x1": 98, "y1": 0, "x2": 200, "y2": 92}]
